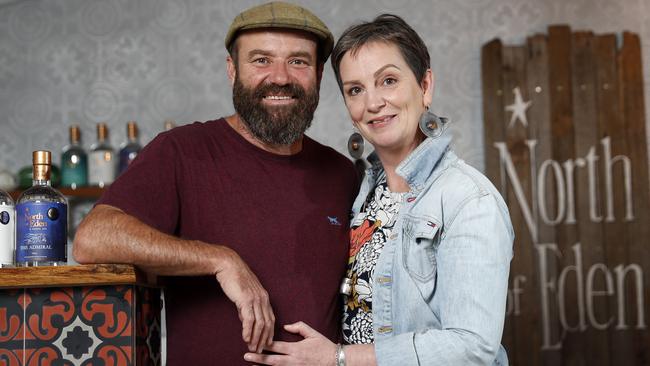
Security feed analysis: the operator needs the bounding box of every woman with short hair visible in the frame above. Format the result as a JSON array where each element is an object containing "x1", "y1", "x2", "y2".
[{"x1": 245, "y1": 14, "x2": 514, "y2": 366}]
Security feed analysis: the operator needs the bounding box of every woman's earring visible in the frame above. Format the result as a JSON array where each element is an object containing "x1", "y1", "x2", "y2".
[
  {"x1": 419, "y1": 109, "x2": 449, "y2": 139},
  {"x1": 347, "y1": 130, "x2": 364, "y2": 159}
]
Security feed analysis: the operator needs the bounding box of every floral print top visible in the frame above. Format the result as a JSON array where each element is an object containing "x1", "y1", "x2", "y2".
[{"x1": 342, "y1": 175, "x2": 403, "y2": 344}]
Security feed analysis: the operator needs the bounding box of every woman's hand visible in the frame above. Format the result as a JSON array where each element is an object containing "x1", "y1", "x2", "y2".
[{"x1": 243, "y1": 321, "x2": 337, "y2": 366}]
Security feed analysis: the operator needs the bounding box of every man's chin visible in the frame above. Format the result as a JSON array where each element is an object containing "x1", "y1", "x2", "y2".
[
  {"x1": 261, "y1": 103, "x2": 295, "y2": 114},
  {"x1": 261, "y1": 107, "x2": 296, "y2": 121}
]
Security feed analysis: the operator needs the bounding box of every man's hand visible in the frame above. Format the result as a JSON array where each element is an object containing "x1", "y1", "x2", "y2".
[
  {"x1": 243, "y1": 322, "x2": 337, "y2": 366},
  {"x1": 215, "y1": 247, "x2": 275, "y2": 353}
]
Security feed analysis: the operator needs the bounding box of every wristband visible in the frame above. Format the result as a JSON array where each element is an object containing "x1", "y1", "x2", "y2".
[{"x1": 335, "y1": 343, "x2": 346, "y2": 366}]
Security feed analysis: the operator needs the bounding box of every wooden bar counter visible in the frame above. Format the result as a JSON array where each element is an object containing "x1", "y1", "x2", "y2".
[{"x1": 0, "y1": 264, "x2": 161, "y2": 366}]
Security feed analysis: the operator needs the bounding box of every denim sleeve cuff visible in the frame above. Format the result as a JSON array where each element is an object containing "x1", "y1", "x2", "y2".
[{"x1": 375, "y1": 332, "x2": 419, "y2": 366}]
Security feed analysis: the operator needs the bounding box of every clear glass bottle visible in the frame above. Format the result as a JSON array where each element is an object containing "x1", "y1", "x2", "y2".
[
  {"x1": 16, "y1": 151, "x2": 68, "y2": 266},
  {"x1": 164, "y1": 120, "x2": 176, "y2": 131},
  {"x1": 118, "y1": 121, "x2": 142, "y2": 174},
  {"x1": 0, "y1": 189, "x2": 15, "y2": 267},
  {"x1": 88, "y1": 123, "x2": 116, "y2": 187},
  {"x1": 61, "y1": 125, "x2": 88, "y2": 189}
]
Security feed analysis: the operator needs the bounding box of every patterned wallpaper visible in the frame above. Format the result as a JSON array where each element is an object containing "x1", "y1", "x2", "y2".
[{"x1": 0, "y1": 0, "x2": 649, "y2": 177}]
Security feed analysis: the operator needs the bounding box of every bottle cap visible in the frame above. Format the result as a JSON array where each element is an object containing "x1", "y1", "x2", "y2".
[
  {"x1": 97, "y1": 123, "x2": 108, "y2": 141},
  {"x1": 33, "y1": 150, "x2": 51, "y2": 165},
  {"x1": 127, "y1": 121, "x2": 138, "y2": 140},
  {"x1": 32, "y1": 150, "x2": 51, "y2": 181},
  {"x1": 69, "y1": 125, "x2": 81, "y2": 144}
]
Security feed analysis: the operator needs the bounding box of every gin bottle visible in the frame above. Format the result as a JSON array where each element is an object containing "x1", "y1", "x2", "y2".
[
  {"x1": 16, "y1": 151, "x2": 68, "y2": 266},
  {"x1": 164, "y1": 120, "x2": 176, "y2": 131},
  {"x1": 61, "y1": 125, "x2": 88, "y2": 189},
  {"x1": 118, "y1": 121, "x2": 142, "y2": 174},
  {"x1": 0, "y1": 189, "x2": 15, "y2": 266},
  {"x1": 89, "y1": 123, "x2": 116, "y2": 187}
]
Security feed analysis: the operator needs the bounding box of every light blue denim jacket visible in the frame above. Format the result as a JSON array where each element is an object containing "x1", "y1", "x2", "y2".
[{"x1": 350, "y1": 132, "x2": 513, "y2": 365}]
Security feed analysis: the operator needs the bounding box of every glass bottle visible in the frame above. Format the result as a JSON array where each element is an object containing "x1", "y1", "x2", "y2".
[
  {"x1": 16, "y1": 151, "x2": 68, "y2": 266},
  {"x1": 164, "y1": 120, "x2": 176, "y2": 131},
  {"x1": 0, "y1": 189, "x2": 15, "y2": 267},
  {"x1": 88, "y1": 123, "x2": 116, "y2": 187},
  {"x1": 118, "y1": 121, "x2": 142, "y2": 174},
  {"x1": 61, "y1": 125, "x2": 88, "y2": 189}
]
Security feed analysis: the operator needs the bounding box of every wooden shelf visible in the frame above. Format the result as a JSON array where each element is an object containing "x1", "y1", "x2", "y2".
[
  {"x1": 9, "y1": 186, "x2": 105, "y2": 201},
  {"x1": 0, "y1": 264, "x2": 153, "y2": 289}
]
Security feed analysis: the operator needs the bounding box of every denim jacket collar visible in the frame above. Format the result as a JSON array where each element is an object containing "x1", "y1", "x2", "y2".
[{"x1": 366, "y1": 130, "x2": 452, "y2": 193}]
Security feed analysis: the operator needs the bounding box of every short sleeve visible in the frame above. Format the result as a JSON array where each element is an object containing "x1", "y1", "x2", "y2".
[{"x1": 96, "y1": 133, "x2": 180, "y2": 235}]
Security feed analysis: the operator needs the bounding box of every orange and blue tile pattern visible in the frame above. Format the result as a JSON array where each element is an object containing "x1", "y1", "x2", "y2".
[{"x1": 0, "y1": 285, "x2": 161, "y2": 366}]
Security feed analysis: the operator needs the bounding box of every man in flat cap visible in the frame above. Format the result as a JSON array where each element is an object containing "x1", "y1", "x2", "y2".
[{"x1": 74, "y1": 2, "x2": 357, "y2": 365}]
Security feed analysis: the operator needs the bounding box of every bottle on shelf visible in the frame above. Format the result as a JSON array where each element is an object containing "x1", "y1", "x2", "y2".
[
  {"x1": 61, "y1": 125, "x2": 88, "y2": 189},
  {"x1": 118, "y1": 121, "x2": 142, "y2": 174},
  {"x1": 88, "y1": 123, "x2": 116, "y2": 188},
  {"x1": 16, "y1": 151, "x2": 68, "y2": 266},
  {"x1": 0, "y1": 188, "x2": 15, "y2": 267},
  {"x1": 164, "y1": 120, "x2": 176, "y2": 131}
]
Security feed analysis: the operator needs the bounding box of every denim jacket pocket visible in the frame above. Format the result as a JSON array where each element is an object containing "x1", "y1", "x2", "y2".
[{"x1": 402, "y1": 215, "x2": 440, "y2": 282}]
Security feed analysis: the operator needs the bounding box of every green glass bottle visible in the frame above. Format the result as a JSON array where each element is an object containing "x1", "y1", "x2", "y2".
[{"x1": 61, "y1": 125, "x2": 88, "y2": 189}]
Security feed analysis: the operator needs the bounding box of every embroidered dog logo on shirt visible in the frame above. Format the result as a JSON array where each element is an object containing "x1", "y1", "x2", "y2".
[{"x1": 327, "y1": 216, "x2": 342, "y2": 226}]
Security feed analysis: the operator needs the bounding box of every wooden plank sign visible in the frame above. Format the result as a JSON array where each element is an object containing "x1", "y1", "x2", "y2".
[{"x1": 481, "y1": 25, "x2": 649, "y2": 365}]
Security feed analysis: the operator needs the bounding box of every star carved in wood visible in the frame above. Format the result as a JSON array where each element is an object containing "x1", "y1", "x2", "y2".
[{"x1": 505, "y1": 87, "x2": 532, "y2": 128}]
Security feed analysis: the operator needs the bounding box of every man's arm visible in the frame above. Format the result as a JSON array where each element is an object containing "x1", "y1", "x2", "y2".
[{"x1": 73, "y1": 204, "x2": 275, "y2": 353}]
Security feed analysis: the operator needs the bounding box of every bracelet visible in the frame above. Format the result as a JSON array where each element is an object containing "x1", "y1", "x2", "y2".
[{"x1": 335, "y1": 343, "x2": 346, "y2": 366}]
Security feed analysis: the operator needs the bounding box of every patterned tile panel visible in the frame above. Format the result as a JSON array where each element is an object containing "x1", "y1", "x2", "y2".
[
  {"x1": 0, "y1": 289, "x2": 24, "y2": 366},
  {"x1": 0, "y1": 285, "x2": 159, "y2": 366}
]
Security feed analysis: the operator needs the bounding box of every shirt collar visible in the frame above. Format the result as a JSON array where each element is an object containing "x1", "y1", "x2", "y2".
[{"x1": 366, "y1": 129, "x2": 452, "y2": 191}]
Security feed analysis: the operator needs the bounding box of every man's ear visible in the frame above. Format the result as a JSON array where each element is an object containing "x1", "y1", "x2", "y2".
[
  {"x1": 316, "y1": 62, "x2": 324, "y2": 88},
  {"x1": 227, "y1": 55, "x2": 236, "y2": 87}
]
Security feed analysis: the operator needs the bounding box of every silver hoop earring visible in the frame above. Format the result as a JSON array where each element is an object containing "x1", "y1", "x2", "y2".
[
  {"x1": 419, "y1": 109, "x2": 449, "y2": 139},
  {"x1": 347, "y1": 131, "x2": 364, "y2": 159}
]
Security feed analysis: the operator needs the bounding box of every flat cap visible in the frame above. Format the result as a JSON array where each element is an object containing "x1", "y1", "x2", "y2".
[{"x1": 225, "y1": 2, "x2": 334, "y2": 62}]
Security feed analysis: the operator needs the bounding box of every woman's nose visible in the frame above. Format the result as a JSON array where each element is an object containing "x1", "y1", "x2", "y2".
[{"x1": 366, "y1": 89, "x2": 386, "y2": 112}]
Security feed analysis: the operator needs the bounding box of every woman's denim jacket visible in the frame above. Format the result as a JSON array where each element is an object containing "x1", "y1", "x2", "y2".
[{"x1": 351, "y1": 132, "x2": 514, "y2": 365}]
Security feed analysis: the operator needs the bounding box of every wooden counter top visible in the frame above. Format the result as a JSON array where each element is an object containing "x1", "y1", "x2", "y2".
[{"x1": 0, "y1": 264, "x2": 153, "y2": 289}]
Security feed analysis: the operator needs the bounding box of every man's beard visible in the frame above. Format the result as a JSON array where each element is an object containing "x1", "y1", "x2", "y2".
[{"x1": 232, "y1": 76, "x2": 319, "y2": 146}]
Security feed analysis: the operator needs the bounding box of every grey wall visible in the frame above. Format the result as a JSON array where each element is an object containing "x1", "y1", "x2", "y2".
[{"x1": 1, "y1": 0, "x2": 649, "y2": 176}]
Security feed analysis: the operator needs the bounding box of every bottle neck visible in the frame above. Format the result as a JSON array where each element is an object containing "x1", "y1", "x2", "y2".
[
  {"x1": 33, "y1": 164, "x2": 51, "y2": 186},
  {"x1": 32, "y1": 179, "x2": 51, "y2": 187}
]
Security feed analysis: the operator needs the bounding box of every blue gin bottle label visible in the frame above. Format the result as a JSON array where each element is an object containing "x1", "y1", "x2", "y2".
[{"x1": 16, "y1": 202, "x2": 67, "y2": 263}]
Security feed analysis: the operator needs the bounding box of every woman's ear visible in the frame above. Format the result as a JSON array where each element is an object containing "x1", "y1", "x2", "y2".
[{"x1": 421, "y1": 69, "x2": 434, "y2": 107}]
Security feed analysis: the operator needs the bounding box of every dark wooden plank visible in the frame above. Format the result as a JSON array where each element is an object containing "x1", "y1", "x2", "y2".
[
  {"x1": 547, "y1": 24, "x2": 580, "y2": 364},
  {"x1": 570, "y1": 31, "x2": 609, "y2": 366},
  {"x1": 481, "y1": 38, "x2": 517, "y2": 360},
  {"x1": 502, "y1": 44, "x2": 541, "y2": 366},
  {"x1": 526, "y1": 33, "x2": 563, "y2": 366},
  {"x1": 595, "y1": 33, "x2": 633, "y2": 366},
  {"x1": 618, "y1": 31, "x2": 650, "y2": 366},
  {"x1": 482, "y1": 39, "x2": 507, "y2": 191}
]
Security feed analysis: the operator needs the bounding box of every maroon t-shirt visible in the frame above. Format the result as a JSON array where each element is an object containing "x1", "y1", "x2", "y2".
[{"x1": 97, "y1": 119, "x2": 358, "y2": 365}]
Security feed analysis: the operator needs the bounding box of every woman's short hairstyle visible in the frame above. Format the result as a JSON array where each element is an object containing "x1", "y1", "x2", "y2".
[{"x1": 331, "y1": 14, "x2": 431, "y2": 92}]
